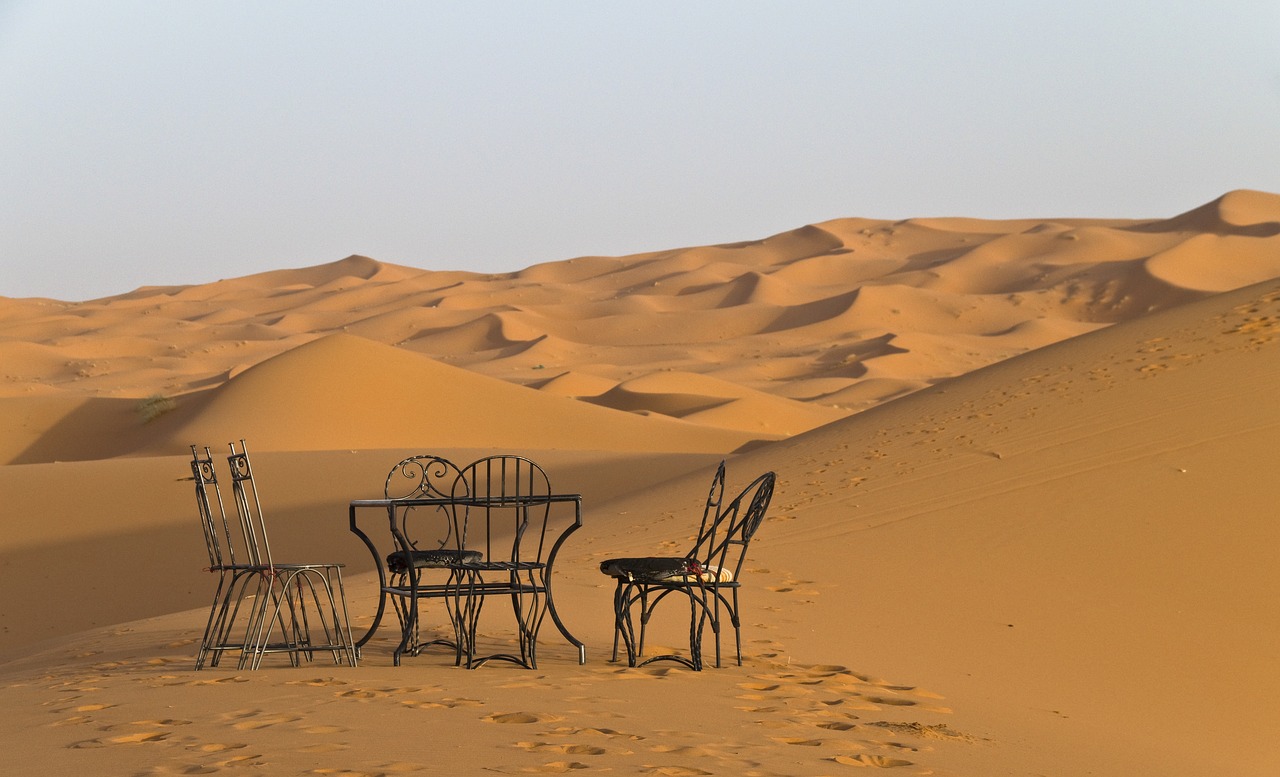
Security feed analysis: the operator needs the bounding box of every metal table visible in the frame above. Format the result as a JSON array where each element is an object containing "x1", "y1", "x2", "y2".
[{"x1": 349, "y1": 494, "x2": 587, "y2": 666}]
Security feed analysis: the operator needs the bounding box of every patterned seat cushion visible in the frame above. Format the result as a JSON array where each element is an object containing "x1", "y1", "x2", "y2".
[
  {"x1": 387, "y1": 549, "x2": 482, "y2": 574},
  {"x1": 599, "y1": 557, "x2": 733, "y2": 583}
]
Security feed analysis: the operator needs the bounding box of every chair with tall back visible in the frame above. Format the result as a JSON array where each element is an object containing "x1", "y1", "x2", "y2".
[
  {"x1": 218, "y1": 440, "x2": 358, "y2": 669},
  {"x1": 445, "y1": 455, "x2": 581, "y2": 669},
  {"x1": 600, "y1": 463, "x2": 776, "y2": 670},
  {"x1": 379, "y1": 454, "x2": 472, "y2": 666},
  {"x1": 189, "y1": 444, "x2": 262, "y2": 669}
]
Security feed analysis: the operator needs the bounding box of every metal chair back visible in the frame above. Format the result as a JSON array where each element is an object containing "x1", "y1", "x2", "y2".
[
  {"x1": 225, "y1": 439, "x2": 275, "y2": 568},
  {"x1": 451, "y1": 455, "x2": 552, "y2": 565},
  {"x1": 690, "y1": 469, "x2": 776, "y2": 583},
  {"x1": 190, "y1": 445, "x2": 235, "y2": 570},
  {"x1": 384, "y1": 454, "x2": 466, "y2": 554}
]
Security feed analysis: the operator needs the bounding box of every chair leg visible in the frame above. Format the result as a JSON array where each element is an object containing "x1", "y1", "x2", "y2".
[
  {"x1": 510, "y1": 570, "x2": 546, "y2": 670},
  {"x1": 293, "y1": 570, "x2": 347, "y2": 666},
  {"x1": 448, "y1": 573, "x2": 467, "y2": 667},
  {"x1": 210, "y1": 571, "x2": 255, "y2": 668},
  {"x1": 635, "y1": 587, "x2": 652, "y2": 661},
  {"x1": 392, "y1": 585, "x2": 417, "y2": 667},
  {"x1": 452, "y1": 570, "x2": 483, "y2": 668},
  {"x1": 611, "y1": 581, "x2": 626, "y2": 662},
  {"x1": 615, "y1": 582, "x2": 643, "y2": 666},
  {"x1": 238, "y1": 574, "x2": 272, "y2": 670},
  {"x1": 197, "y1": 573, "x2": 230, "y2": 670},
  {"x1": 687, "y1": 591, "x2": 703, "y2": 671},
  {"x1": 731, "y1": 587, "x2": 743, "y2": 666},
  {"x1": 236, "y1": 569, "x2": 355, "y2": 670},
  {"x1": 709, "y1": 584, "x2": 722, "y2": 669},
  {"x1": 331, "y1": 567, "x2": 358, "y2": 668}
]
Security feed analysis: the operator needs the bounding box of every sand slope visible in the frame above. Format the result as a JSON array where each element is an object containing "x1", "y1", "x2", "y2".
[
  {"x1": 1, "y1": 191, "x2": 1279, "y2": 776},
  {"x1": 589, "y1": 277, "x2": 1280, "y2": 775},
  {"x1": 4, "y1": 190, "x2": 1278, "y2": 450}
]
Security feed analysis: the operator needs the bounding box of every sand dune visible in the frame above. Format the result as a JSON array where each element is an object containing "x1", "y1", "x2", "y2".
[
  {"x1": 2, "y1": 193, "x2": 1272, "y2": 422},
  {"x1": 590, "y1": 277, "x2": 1280, "y2": 775},
  {"x1": 1, "y1": 191, "x2": 1279, "y2": 776}
]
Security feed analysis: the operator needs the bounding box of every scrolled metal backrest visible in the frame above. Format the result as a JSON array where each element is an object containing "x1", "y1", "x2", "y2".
[
  {"x1": 190, "y1": 445, "x2": 234, "y2": 568},
  {"x1": 685, "y1": 460, "x2": 726, "y2": 563},
  {"x1": 384, "y1": 455, "x2": 464, "y2": 552},
  {"x1": 693, "y1": 470, "x2": 776, "y2": 581},
  {"x1": 452, "y1": 455, "x2": 551, "y2": 564},
  {"x1": 225, "y1": 440, "x2": 273, "y2": 568}
]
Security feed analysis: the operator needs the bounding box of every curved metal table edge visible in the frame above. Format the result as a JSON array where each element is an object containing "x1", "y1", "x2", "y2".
[{"x1": 348, "y1": 494, "x2": 587, "y2": 665}]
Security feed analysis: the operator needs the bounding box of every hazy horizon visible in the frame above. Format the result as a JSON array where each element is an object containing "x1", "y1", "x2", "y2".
[{"x1": 3, "y1": 1, "x2": 1278, "y2": 301}]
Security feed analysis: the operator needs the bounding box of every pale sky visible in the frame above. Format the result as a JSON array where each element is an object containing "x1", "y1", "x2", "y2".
[{"x1": 2, "y1": 1, "x2": 1278, "y2": 301}]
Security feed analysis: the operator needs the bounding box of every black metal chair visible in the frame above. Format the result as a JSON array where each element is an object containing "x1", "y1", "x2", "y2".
[
  {"x1": 601, "y1": 462, "x2": 776, "y2": 670},
  {"x1": 445, "y1": 455, "x2": 579, "y2": 669},
  {"x1": 189, "y1": 445, "x2": 264, "y2": 669},
  {"x1": 379, "y1": 454, "x2": 474, "y2": 666},
  {"x1": 211, "y1": 441, "x2": 357, "y2": 669}
]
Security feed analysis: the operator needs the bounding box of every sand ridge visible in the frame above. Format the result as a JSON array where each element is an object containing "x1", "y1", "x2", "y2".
[
  {"x1": 4, "y1": 190, "x2": 1279, "y2": 465},
  {"x1": 1, "y1": 191, "x2": 1279, "y2": 776}
]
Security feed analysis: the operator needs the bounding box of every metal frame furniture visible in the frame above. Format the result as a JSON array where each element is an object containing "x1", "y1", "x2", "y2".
[
  {"x1": 190, "y1": 445, "x2": 261, "y2": 669},
  {"x1": 348, "y1": 454, "x2": 586, "y2": 668},
  {"x1": 447, "y1": 456, "x2": 564, "y2": 668},
  {"x1": 189, "y1": 441, "x2": 357, "y2": 669},
  {"x1": 380, "y1": 455, "x2": 471, "y2": 665},
  {"x1": 601, "y1": 463, "x2": 775, "y2": 670}
]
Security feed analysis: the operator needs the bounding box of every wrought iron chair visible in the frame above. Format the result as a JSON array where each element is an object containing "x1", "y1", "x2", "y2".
[
  {"x1": 379, "y1": 454, "x2": 474, "y2": 666},
  {"x1": 214, "y1": 440, "x2": 358, "y2": 669},
  {"x1": 189, "y1": 445, "x2": 263, "y2": 669},
  {"x1": 446, "y1": 455, "x2": 581, "y2": 669},
  {"x1": 600, "y1": 463, "x2": 776, "y2": 670}
]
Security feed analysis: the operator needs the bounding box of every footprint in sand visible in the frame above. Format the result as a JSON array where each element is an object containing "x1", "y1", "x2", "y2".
[
  {"x1": 399, "y1": 700, "x2": 451, "y2": 710},
  {"x1": 862, "y1": 696, "x2": 917, "y2": 707},
  {"x1": 302, "y1": 724, "x2": 348, "y2": 735},
  {"x1": 515, "y1": 741, "x2": 607, "y2": 756},
  {"x1": 867, "y1": 721, "x2": 976, "y2": 743},
  {"x1": 485, "y1": 711, "x2": 564, "y2": 724},
  {"x1": 298, "y1": 742, "x2": 351, "y2": 753},
  {"x1": 231, "y1": 712, "x2": 303, "y2": 730},
  {"x1": 830, "y1": 754, "x2": 914, "y2": 768},
  {"x1": 770, "y1": 736, "x2": 824, "y2": 747},
  {"x1": 286, "y1": 676, "x2": 352, "y2": 688},
  {"x1": 66, "y1": 702, "x2": 115, "y2": 713},
  {"x1": 71, "y1": 731, "x2": 170, "y2": 748},
  {"x1": 139, "y1": 759, "x2": 255, "y2": 775},
  {"x1": 189, "y1": 675, "x2": 250, "y2": 686},
  {"x1": 70, "y1": 717, "x2": 194, "y2": 748},
  {"x1": 544, "y1": 726, "x2": 645, "y2": 742},
  {"x1": 336, "y1": 687, "x2": 391, "y2": 700},
  {"x1": 526, "y1": 762, "x2": 590, "y2": 773},
  {"x1": 191, "y1": 742, "x2": 248, "y2": 753}
]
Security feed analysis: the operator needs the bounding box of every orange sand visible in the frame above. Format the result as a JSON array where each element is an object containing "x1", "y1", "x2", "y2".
[{"x1": 2, "y1": 190, "x2": 1278, "y2": 775}]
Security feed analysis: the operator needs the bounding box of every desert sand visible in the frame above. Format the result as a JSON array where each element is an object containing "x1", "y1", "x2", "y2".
[{"x1": 2, "y1": 189, "x2": 1278, "y2": 776}]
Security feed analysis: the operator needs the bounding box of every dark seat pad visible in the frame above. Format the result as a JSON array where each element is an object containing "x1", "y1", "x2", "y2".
[
  {"x1": 387, "y1": 549, "x2": 482, "y2": 574},
  {"x1": 599, "y1": 556, "x2": 693, "y2": 582}
]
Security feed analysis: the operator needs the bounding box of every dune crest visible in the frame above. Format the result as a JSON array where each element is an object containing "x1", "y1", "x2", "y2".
[
  {"x1": 128, "y1": 332, "x2": 757, "y2": 459},
  {"x1": 2, "y1": 194, "x2": 1280, "y2": 777},
  {"x1": 2, "y1": 192, "x2": 1277, "y2": 444}
]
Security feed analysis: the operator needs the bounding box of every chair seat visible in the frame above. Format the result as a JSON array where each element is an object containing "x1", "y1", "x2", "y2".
[
  {"x1": 599, "y1": 557, "x2": 734, "y2": 583},
  {"x1": 387, "y1": 549, "x2": 482, "y2": 574},
  {"x1": 455, "y1": 560, "x2": 546, "y2": 572}
]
